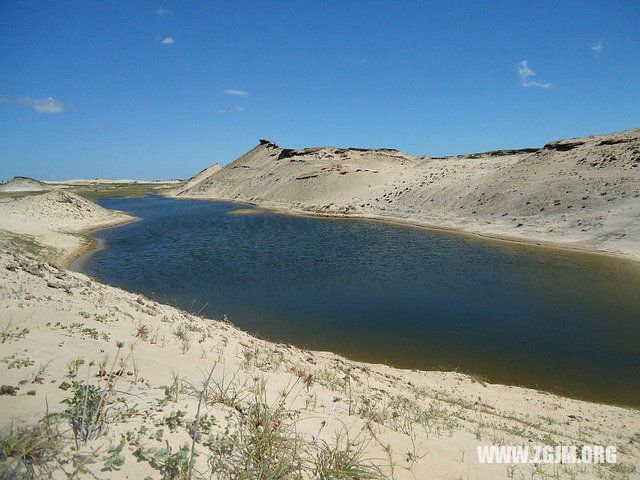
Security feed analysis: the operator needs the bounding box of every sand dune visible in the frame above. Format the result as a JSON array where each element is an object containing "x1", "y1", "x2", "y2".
[
  {"x1": 0, "y1": 189, "x2": 133, "y2": 266},
  {"x1": 0, "y1": 176, "x2": 51, "y2": 192},
  {"x1": 173, "y1": 130, "x2": 640, "y2": 262}
]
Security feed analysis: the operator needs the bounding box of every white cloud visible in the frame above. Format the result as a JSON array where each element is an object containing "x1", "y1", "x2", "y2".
[
  {"x1": 3, "y1": 96, "x2": 70, "y2": 113},
  {"x1": 591, "y1": 40, "x2": 605, "y2": 54},
  {"x1": 160, "y1": 37, "x2": 175, "y2": 44},
  {"x1": 156, "y1": 6, "x2": 169, "y2": 16},
  {"x1": 218, "y1": 107, "x2": 245, "y2": 113},
  {"x1": 223, "y1": 89, "x2": 249, "y2": 96},
  {"x1": 516, "y1": 60, "x2": 552, "y2": 89}
]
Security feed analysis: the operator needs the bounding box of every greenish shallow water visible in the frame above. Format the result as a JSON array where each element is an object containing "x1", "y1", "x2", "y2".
[{"x1": 77, "y1": 196, "x2": 640, "y2": 406}]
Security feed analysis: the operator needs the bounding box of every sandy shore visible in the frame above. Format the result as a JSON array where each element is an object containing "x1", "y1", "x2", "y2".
[
  {"x1": 0, "y1": 185, "x2": 638, "y2": 478},
  {"x1": 172, "y1": 129, "x2": 640, "y2": 264},
  {"x1": 0, "y1": 189, "x2": 135, "y2": 267}
]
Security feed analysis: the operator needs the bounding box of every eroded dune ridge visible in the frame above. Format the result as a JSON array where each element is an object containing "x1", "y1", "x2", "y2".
[{"x1": 174, "y1": 129, "x2": 640, "y2": 261}]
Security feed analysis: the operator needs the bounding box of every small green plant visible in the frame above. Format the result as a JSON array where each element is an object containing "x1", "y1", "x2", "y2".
[
  {"x1": 65, "y1": 380, "x2": 101, "y2": 446},
  {"x1": 316, "y1": 367, "x2": 349, "y2": 394},
  {"x1": 206, "y1": 378, "x2": 305, "y2": 479},
  {"x1": 163, "y1": 443, "x2": 191, "y2": 479},
  {"x1": 173, "y1": 325, "x2": 191, "y2": 353},
  {"x1": 102, "y1": 437, "x2": 126, "y2": 471},
  {"x1": 65, "y1": 342, "x2": 126, "y2": 447},
  {"x1": 161, "y1": 370, "x2": 182, "y2": 403},
  {"x1": 314, "y1": 432, "x2": 384, "y2": 480},
  {"x1": 135, "y1": 323, "x2": 151, "y2": 340},
  {"x1": 161, "y1": 410, "x2": 187, "y2": 433},
  {"x1": 136, "y1": 442, "x2": 192, "y2": 479}
]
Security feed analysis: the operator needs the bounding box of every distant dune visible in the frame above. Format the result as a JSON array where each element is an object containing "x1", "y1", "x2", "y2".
[
  {"x1": 0, "y1": 189, "x2": 133, "y2": 265},
  {"x1": 0, "y1": 176, "x2": 51, "y2": 192},
  {"x1": 47, "y1": 178, "x2": 182, "y2": 185},
  {"x1": 172, "y1": 130, "x2": 640, "y2": 262}
]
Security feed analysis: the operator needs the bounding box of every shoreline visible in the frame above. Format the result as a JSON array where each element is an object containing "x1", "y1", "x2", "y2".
[
  {"x1": 60, "y1": 214, "x2": 140, "y2": 270},
  {"x1": 76, "y1": 193, "x2": 640, "y2": 407},
  {"x1": 168, "y1": 193, "x2": 640, "y2": 268}
]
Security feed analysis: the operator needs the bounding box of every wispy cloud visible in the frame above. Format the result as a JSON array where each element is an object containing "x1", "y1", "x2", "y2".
[
  {"x1": 2, "y1": 96, "x2": 70, "y2": 113},
  {"x1": 218, "y1": 107, "x2": 245, "y2": 113},
  {"x1": 591, "y1": 40, "x2": 605, "y2": 55},
  {"x1": 156, "y1": 6, "x2": 170, "y2": 16},
  {"x1": 223, "y1": 89, "x2": 249, "y2": 97},
  {"x1": 516, "y1": 60, "x2": 551, "y2": 89},
  {"x1": 160, "y1": 37, "x2": 175, "y2": 44}
]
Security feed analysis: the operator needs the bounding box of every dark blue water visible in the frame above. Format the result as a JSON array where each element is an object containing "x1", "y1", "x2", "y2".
[{"x1": 78, "y1": 196, "x2": 640, "y2": 406}]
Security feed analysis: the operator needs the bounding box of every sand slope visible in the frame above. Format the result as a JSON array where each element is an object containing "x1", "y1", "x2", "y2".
[
  {"x1": 173, "y1": 163, "x2": 222, "y2": 195},
  {"x1": 173, "y1": 131, "x2": 640, "y2": 261},
  {"x1": 0, "y1": 189, "x2": 133, "y2": 266}
]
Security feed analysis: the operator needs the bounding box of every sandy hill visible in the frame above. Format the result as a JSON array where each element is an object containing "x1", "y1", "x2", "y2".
[
  {"x1": 0, "y1": 176, "x2": 51, "y2": 192},
  {"x1": 0, "y1": 189, "x2": 133, "y2": 266},
  {"x1": 173, "y1": 130, "x2": 640, "y2": 261}
]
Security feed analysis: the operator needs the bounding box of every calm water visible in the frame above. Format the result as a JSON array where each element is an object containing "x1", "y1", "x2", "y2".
[{"x1": 77, "y1": 196, "x2": 640, "y2": 406}]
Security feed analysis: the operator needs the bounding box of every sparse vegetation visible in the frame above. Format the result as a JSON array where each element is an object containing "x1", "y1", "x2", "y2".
[
  {"x1": 67, "y1": 182, "x2": 175, "y2": 201},
  {"x1": 173, "y1": 325, "x2": 191, "y2": 353},
  {"x1": 46, "y1": 321, "x2": 110, "y2": 342},
  {"x1": 314, "y1": 431, "x2": 384, "y2": 480},
  {"x1": 1, "y1": 353, "x2": 35, "y2": 369},
  {"x1": 0, "y1": 230, "x2": 56, "y2": 262},
  {"x1": 66, "y1": 357, "x2": 85, "y2": 378},
  {"x1": 135, "y1": 323, "x2": 151, "y2": 340},
  {"x1": 0, "y1": 417, "x2": 65, "y2": 479},
  {"x1": 0, "y1": 321, "x2": 29, "y2": 344}
]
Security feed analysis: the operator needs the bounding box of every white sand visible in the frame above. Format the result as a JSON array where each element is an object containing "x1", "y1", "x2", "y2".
[{"x1": 0, "y1": 189, "x2": 134, "y2": 266}]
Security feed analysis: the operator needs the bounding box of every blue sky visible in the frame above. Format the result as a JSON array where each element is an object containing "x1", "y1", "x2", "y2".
[{"x1": 1, "y1": 1, "x2": 639, "y2": 180}]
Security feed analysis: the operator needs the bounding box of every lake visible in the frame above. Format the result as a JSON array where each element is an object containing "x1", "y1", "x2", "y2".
[{"x1": 75, "y1": 195, "x2": 640, "y2": 406}]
